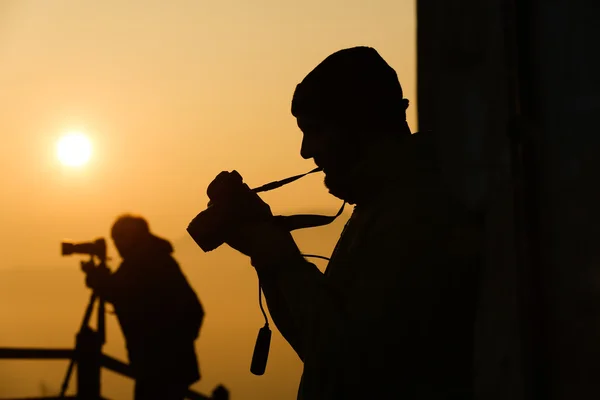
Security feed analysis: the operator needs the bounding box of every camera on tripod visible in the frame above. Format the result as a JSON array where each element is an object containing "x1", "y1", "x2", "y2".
[
  {"x1": 58, "y1": 237, "x2": 110, "y2": 395},
  {"x1": 61, "y1": 238, "x2": 108, "y2": 273},
  {"x1": 62, "y1": 238, "x2": 106, "y2": 260}
]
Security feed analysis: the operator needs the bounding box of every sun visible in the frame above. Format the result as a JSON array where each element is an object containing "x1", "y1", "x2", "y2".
[{"x1": 56, "y1": 132, "x2": 92, "y2": 167}]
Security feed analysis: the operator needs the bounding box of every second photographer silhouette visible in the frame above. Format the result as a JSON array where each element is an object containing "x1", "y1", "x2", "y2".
[{"x1": 83, "y1": 214, "x2": 204, "y2": 400}]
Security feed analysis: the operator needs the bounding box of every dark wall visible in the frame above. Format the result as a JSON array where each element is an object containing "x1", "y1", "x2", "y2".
[
  {"x1": 417, "y1": 0, "x2": 600, "y2": 399},
  {"x1": 521, "y1": 1, "x2": 600, "y2": 398},
  {"x1": 417, "y1": 1, "x2": 525, "y2": 399}
]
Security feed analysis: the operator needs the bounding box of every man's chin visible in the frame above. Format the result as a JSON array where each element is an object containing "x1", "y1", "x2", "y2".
[{"x1": 323, "y1": 174, "x2": 353, "y2": 203}]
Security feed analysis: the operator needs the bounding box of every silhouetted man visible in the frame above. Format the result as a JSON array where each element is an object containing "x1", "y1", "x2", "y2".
[
  {"x1": 218, "y1": 47, "x2": 482, "y2": 399},
  {"x1": 85, "y1": 214, "x2": 203, "y2": 400}
]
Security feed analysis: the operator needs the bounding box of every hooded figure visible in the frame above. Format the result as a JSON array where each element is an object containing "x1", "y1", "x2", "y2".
[{"x1": 86, "y1": 214, "x2": 203, "y2": 400}]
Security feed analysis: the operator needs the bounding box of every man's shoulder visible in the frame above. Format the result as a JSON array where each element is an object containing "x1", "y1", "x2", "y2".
[
  {"x1": 122, "y1": 251, "x2": 182, "y2": 271},
  {"x1": 359, "y1": 179, "x2": 464, "y2": 245}
]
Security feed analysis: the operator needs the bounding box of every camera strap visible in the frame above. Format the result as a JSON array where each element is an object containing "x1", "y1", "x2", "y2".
[
  {"x1": 252, "y1": 166, "x2": 322, "y2": 193},
  {"x1": 252, "y1": 167, "x2": 347, "y2": 231},
  {"x1": 249, "y1": 167, "x2": 346, "y2": 377}
]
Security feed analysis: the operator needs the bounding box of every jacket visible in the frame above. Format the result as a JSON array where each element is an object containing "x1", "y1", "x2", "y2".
[
  {"x1": 258, "y1": 131, "x2": 482, "y2": 399},
  {"x1": 92, "y1": 235, "x2": 204, "y2": 385}
]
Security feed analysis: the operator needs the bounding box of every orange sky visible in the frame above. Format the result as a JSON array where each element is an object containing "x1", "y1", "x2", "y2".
[{"x1": 0, "y1": 1, "x2": 416, "y2": 398}]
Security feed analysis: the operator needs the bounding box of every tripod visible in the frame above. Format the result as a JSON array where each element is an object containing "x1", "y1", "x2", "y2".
[{"x1": 59, "y1": 256, "x2": 109, "y2": 399}]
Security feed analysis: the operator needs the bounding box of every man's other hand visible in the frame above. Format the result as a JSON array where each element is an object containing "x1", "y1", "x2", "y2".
[
  {"x1": 226, "y1": 220, "x2": 304, "y2": 270},
  {"x1": 85, "y1": 266, "x2": 112, "y2": 290}
]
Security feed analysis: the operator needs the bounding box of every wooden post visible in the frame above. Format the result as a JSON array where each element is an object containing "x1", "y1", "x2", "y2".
[{"x1": 76, "y1": 327, "x2": 102, "y2": 399}]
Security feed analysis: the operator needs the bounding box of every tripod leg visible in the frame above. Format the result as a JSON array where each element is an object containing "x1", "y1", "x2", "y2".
[
  {"x1": 79, "y1": 293, "x2": 99, "y2": 332},
  {"x1": 59, "y1": 357, "x2": 77, "y2": 397},
  {"x1": 59, "y1": 292, "x2": 98, "y2": 397},
  {"x1": 98, "y1": 299, "x2": 106, "y2": 345}
]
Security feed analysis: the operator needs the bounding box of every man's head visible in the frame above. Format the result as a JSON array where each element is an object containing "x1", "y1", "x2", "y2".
[
  {"x1": 111, "y1": 214, "x2": 151, "y2": 259},
  {"x1": 291, "y1": 46, "x2": 410, "y2": 201}
]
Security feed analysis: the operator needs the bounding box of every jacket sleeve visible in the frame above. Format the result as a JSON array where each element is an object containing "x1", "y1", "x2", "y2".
[{"x1": 256, "y1": 268, "x2": 307, "y2": 361}]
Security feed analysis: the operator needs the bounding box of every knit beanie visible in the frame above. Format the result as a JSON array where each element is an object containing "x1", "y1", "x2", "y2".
[{"x1": 291, "y1": 46, "x2": 408, "y2": 129}]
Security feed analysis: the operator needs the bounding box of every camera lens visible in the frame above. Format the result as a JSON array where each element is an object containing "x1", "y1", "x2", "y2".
[{"x1": 61, "y1": 242, "x2": 73, "y2": 256}]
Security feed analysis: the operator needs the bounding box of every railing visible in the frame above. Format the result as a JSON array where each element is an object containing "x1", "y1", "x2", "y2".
[
  {"x1": 0, "y1": 268, "x2": 228, "y2": 400},
  {"x1": 0, "y1": 345, "x2": 229, "y2": 400}
]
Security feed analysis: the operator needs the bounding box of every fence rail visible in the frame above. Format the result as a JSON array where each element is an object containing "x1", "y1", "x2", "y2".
[{"x1": 0, "y1": 347, "x2": 228, "y2": 400}]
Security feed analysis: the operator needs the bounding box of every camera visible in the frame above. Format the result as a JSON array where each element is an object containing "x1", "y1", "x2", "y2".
[
  {"x1": 61, "y1": 238, "x2": 107, "y2": 262},
  {"x1": 187, "y1": 170, "x2": 273, "y2": 252}
]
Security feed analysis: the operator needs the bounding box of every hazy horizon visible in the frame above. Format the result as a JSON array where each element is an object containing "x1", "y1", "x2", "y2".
[{"x1": 0, "y1": 0, "x2": 416, "y2": 398}]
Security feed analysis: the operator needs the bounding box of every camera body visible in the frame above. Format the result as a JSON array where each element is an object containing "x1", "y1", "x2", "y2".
[
  {"x1": 61, "y1": 238, "x2": 107, "y2": 262},
  {"x1": 187, "y1": 171, "x2": 272, "y2": 252}
]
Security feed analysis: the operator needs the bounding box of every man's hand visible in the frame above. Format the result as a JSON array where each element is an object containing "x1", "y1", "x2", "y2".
[
  {"x1": 208, "y1": 170, "x2": 305, "y2": 270},
  {"x1": 226, "y1": 220, "x2": 304, "y2": 269},
  {"x1": 84, "y1": 266, "x2": 112, "y2": 291}
]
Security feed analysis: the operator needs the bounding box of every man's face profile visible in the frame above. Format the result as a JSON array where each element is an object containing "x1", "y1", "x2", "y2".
[
  {"x1": 111, "y1": 217, "x2": 149, "y2": 259},
  {"x1": 297, "y1": 115, "x2": 364, "y2": 201},
  {"x1": 112, "y1": 232, "x2": 135, "y2": 258}
]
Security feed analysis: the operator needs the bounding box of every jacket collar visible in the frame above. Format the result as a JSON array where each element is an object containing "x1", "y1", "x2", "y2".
[{"x1": 345, "y1": 131, "x2": 440, "y2": 206}]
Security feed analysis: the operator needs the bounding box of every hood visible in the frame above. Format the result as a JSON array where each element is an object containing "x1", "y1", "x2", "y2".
[
  {"x1": 146, "y1": 234, "x2": 174, "y2": 255},
  {"x1": 121, "y1": 233, "x2": 174, "y2": 261}
]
